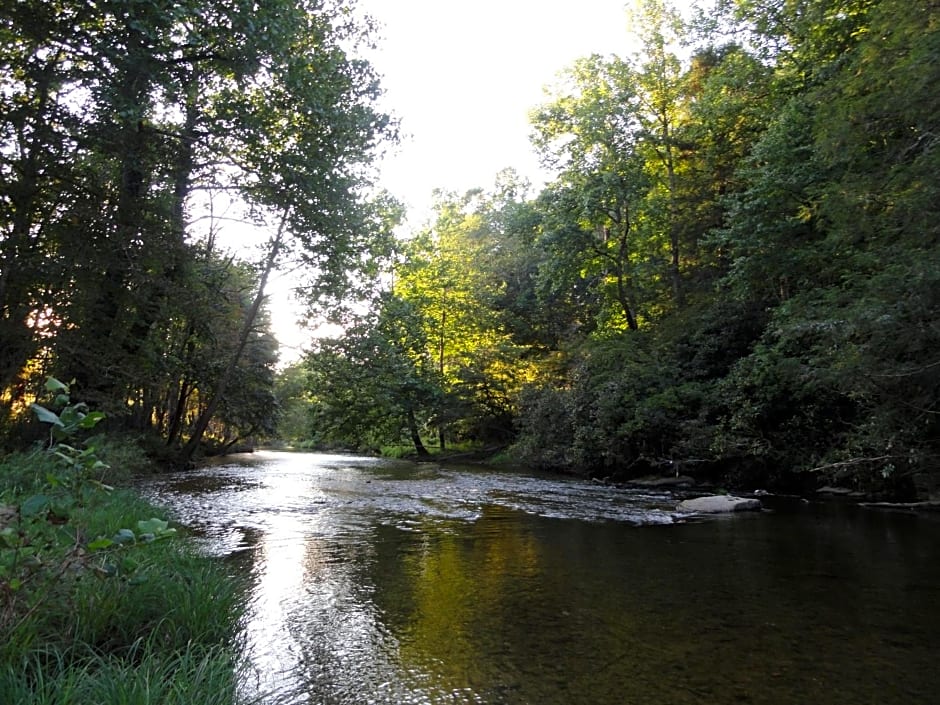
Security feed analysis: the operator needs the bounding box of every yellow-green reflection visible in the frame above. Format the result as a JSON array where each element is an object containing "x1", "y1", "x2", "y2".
[{"x1": 142, "y1": 453, "x2": 940, "y2": 705}]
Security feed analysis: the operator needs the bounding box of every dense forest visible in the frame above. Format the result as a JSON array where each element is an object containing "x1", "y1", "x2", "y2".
[{"x1": 3, "y1": 0, "x2": 939, "y2": 498}]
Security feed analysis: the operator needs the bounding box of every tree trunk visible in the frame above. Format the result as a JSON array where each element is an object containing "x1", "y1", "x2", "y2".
[
  {"x1": 609, "y1": 215, "x2": 639, "y2": 331},
  {"x1": 407, "y1": 408, "x2": 429, "y2": 456},
  {"x1": 438, "y1": 303, "x2": 447, "y2": 451},
  {"x1": 664, "y1": 123, "x2": 683, "y2": 308},
  {"x1": 165, "y1": 378, "x2": 192, "y2": 446}
]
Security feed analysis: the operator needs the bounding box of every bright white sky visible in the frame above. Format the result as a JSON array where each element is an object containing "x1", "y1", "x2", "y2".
[{"x1": 357, "y1": 0, "x2": 644, "y2": 223}]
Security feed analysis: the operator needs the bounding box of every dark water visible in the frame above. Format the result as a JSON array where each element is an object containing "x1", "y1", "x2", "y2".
[{"x1": 138, "y1": 451, "x2": 940, "y2": 705}]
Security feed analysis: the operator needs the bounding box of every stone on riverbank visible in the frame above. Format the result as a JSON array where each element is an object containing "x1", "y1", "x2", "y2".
[{"x1": 677, "y1": 495, "x2": 762, "y2": 514}]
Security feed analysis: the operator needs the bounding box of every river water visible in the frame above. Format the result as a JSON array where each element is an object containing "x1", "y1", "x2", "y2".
[{"x1": 139, "y1": 451, "x2": 940, "y2": 705}]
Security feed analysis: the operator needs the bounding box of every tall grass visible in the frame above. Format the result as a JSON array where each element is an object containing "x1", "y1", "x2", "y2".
[
  {"x1": 0, "y1": 643, "x2": 240, "y2": 705},
  {"x1": 0, "y1": 448, "x2": 248, "y2": 705}
]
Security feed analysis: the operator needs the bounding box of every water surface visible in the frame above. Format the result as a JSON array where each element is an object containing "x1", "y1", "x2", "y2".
[{"x1": 139, "y1": 451, "x2": 940, "y2": 705}]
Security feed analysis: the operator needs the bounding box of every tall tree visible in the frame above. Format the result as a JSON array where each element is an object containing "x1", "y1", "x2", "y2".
[
  {"x1": 305, "y1": 294, "x2": 441, "y2": 455},
  {"x1": 395, "y1": 191, "x2": 525, "y2": 447},
  {"x1": 531, "y1": 55, "x2": 653, "y2": 330},
  {"x1": 629, "y1": 0, "x2": 688, "y2": 305}
]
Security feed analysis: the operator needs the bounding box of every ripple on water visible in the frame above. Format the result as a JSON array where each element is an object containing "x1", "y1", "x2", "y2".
[
  {"x1": 136, "y1": 452, "x2": 940, "y2": 705},
  {"x1": 337, "y1": 468, "x2": 684, "y2": 527}
]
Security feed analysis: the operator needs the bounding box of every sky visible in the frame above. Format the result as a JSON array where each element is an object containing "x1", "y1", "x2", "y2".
[
  {"x1": 270, "y1": 0, "x2": 672, "y2": 361},
  {"x1": 357, "y1": 0, "x2": 643, "y2": 223}
]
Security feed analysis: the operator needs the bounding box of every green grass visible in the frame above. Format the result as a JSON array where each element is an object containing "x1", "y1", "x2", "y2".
[
  {"x1": 0, "y1": 643, "x2": 240, "y2": 705},
  {"x1": 379, "y1": 440, "x2": 492, "y2": 459},
  {"x1": 1, "y1": 444, "x2": 248, "y2": 705},
  {"x1": 378, "y1": 443, "x2": 413, "y2": 459}
]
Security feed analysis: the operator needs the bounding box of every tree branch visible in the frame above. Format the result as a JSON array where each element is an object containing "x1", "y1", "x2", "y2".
[{"x1": 805, "y1": 455, "x2": 898, "y2": 474}]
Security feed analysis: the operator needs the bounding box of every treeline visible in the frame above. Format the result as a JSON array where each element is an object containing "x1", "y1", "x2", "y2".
[
  {"x1": 0, "y1": 0, "x2": 393, "y2": 459},
  {"x1": 294, "y1": 0, "x2": 940, "y2": 496}
]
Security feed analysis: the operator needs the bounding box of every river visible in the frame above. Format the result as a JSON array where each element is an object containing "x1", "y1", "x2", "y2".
[{"x1": 138, "y1": 451, "x2": 940, "y2": 705}]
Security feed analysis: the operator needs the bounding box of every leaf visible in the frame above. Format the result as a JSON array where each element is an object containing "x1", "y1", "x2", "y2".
[
  {"x1": 20, "y1": 494, "x2": 50, "y2": 517},
  {"x1": 44, "y1": 378, "x2": 69, "y2": 394},
  {"x1": 0, "y1": 527, "x2": 19, "y2": 548},
  {"x1": 58, "y1": 407, "x2": 83, "y2": 426},
  {"x1": 88, "y1": 537, "x2": 114, "y2": 551},
  {"x1": 112, "y1": 528, "x2": 136, "y2": 544},
  {"x1": 136, "y1": 518, "x2": 169, "y2": 535},
  {"x1": 77, "y1": 411, "x2": 106, "y2": 429},
  {"x1": 49, "y1": 498, "x2": 73, "y2": 521},
  {"x1": 56, "y1": 526, "x2": 78, "y2": 544},
  {"x1": 30, "y1": 404, "x2": 63, "y2": 427}
]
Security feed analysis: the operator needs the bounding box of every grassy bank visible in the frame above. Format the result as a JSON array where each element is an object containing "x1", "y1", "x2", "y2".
[{"x1": 0, "y1": 440, "x2": 247, "y2": 705}]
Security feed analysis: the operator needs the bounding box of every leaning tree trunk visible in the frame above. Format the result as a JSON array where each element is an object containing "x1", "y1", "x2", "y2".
[{"x1": 407, "y1": 407, "x2": 429, "y2": 456}]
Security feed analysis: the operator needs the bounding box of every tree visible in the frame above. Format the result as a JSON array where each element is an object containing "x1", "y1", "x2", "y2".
[
  {"x1": 703, "y1": 0, "x2": 940, "y2": 491},
  {"x1": 531, "y1": 55, "x2": 651, "y2": 331},
  {"x1": 394, "y1": 190, "x2": 534, "y2": 448},
  {"x1": 0, "y1": 0, "x2": 394, "y2": 454},
  {"x1": 272, "y1": 362, "x2": 315, "y2": 445},
  {"x1": 678, "y1": 43, "x2": 773, "y2": 283},
  {"x1": 629, "y1": 0, "x2": 688, "y2": 305},
  {"x1": 304, "y1": 295, "x2": 441, "y2": 455},
  {"x1": 530, "y1": 1, "x2": 696, "y2": 332}
]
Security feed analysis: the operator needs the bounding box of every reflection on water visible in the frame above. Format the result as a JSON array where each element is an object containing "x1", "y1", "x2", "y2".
[{"x1": 139, "y1": 451, "x2": 940, "y2": 705}]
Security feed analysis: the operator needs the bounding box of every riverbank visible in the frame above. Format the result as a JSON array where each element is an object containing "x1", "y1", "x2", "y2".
[
  {"x1": 0, "y1": 448, "x2": 247, "y2": 705},
  {"x1": 423, "y1": 445, "x2": 940, "y2": 511}
]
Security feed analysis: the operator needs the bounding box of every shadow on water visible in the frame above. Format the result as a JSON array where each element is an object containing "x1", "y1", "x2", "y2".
[{"x1": 138, "y1": 452, "x2": 940, "y2": 705}]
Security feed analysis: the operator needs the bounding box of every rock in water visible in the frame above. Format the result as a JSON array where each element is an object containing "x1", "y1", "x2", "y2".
[{"x1": 677, "y1": 495, "x2": 762, "y2": 514}]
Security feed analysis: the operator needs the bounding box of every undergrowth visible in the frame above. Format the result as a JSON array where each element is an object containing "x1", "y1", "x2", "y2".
[{"x1": 0, "y1": 379, "x2": 248, "y2": 704}]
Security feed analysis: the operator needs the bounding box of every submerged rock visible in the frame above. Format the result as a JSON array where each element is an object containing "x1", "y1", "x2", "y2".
[{"x1": 677, "y1": 495, "x2": 762, "y2": 514}]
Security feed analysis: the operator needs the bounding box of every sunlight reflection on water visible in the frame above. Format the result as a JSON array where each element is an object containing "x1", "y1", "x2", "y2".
[{"x1": 139, "y1": 451, "x2": 940, "y2": 705}]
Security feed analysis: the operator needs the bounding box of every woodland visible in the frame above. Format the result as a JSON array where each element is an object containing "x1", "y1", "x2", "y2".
[{"x1": 3, "y1": 0, "x2": 939, "y2": 497}]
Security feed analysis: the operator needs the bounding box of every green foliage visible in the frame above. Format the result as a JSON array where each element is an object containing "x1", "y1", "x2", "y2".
[
  {"x1": 273, "y1": 363, "x2": 316, "y2": 445},
  {"x1": 303, "y1": 293, "x2": 443, "y2": 453},
  {"x1": 290, "y1": 0, "x2": 939, "y2": 497},
  {"x1": 0, "y1": 0, "x2": 392, "y2": 455},
  {"x1": 299, "y1": 183, "x2": 545, "y2": 454},
  {"x1": 0, "y1": 644, "x2": 239, "y2": 705},
  {"x1": 0, "y1": 385, "x2": 246, "y2": 704},
  {"x1": 509, "y1": 0, "x2": 940, "y2": 496},
  {"x1": 4, "y1": 382, "x2": 186, "y2": 644},
  {"x1": 0, "y1": 530, "x2": 245, "y2": 704},
  {"x1": 5, "y1": 0, "x2": 933, "y2": 497},
  {"x1": 232, "y1": 0, "x2": 940, "y2": 496}
]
